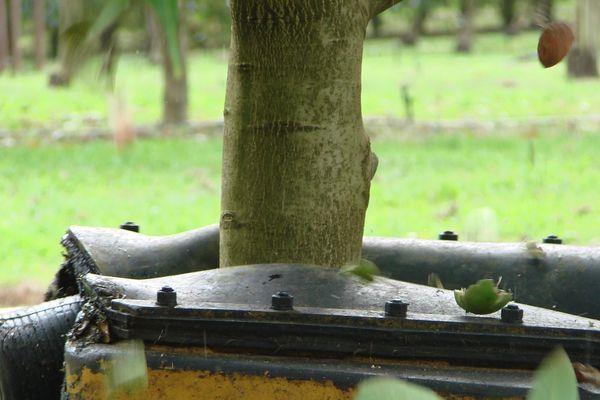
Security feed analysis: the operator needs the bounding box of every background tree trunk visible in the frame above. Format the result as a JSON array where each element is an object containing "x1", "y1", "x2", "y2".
[
  {"x1": 456, "y1": 0, "x2": 475, "y2": 53},
  {"x1": 33, "y1": 0, "x2": 45, "y2": 69},
  {"x1": 533, "y1": 0, "x2": 553, "y2": 27},
  {"x1": 220, "y1": 0, "x2": 388, "y2": 268},
  {"x1": 160, "y1": 2, "x2": 188, "y2": 125},
  {"x1": 500, "y1": 0, "x2": 518, "y2": 35},
  {"x1": 0, "y1": 0, "x2": 8, "y2": 73},
  {"x1": 568, "y1": 0, "x2": 599, "y2": 78},
  {"x1": 8, "y1": 0, "x2": 21, "y2": 72},
  {"x1": 145, "y1": 4, "x2": 161, "y2": 63},
  {"x1": 402, "y1": 0, "x2": 429, "y2": 46}
]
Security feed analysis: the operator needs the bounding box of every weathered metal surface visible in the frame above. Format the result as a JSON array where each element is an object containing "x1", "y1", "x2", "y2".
[
  {"x1": 363, "y1": 237, "x2": 600, "y2": 319},
  {"x1": 63, "y1": 341, "x2": 600, "y2": 399},
  {"x1": 81, "y1": 265, "x2": 599, "y2": 368},
  {"x1": 54, "y1": 225, "x2": 600, "y2": 318},
  {"x1": 65, "y1": 343, "x2": 355, "y2": 400},
  {"x1": 65, "y1": 224, "x2": 220, "y2": 278},
  {"x1": 64, "y1": 264, "x2": 600, "y2": 399}
]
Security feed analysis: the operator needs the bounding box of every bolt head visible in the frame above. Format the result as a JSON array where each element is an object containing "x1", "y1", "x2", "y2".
[
  {"x1": 271, "y1": 291, "x2": 294, "y2": 311},
  {"x1": 156, "y1": 286, "x2": 177, "y2": 307},
  {"x1": 120, "y1": 221, "x2": 140, "y2": 233},
  {"x1": 543, "y1": 234, "x2": 562, "y2": 244},
  {"x1": 385, "y1": 299, "x2": 408, "y2": 318},
  {"x1": 438, "y1": 231, "x2": 459, "y2": 241},
  {"x1": 501, "y1": 304, "x2": 523, "y2": 323}
]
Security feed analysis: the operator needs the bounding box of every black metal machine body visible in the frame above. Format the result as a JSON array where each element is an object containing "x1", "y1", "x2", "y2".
[
  {"x1": 53, "y1": 224, "x2": 600, "y2": 318},
  {"x1": 64, "y1": 264, "x2": 600, "y2": 399}
]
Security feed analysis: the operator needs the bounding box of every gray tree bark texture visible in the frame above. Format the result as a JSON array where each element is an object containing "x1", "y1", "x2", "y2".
[
  {"x1": 8, "y1": 0, "x2": 21, "y2": 72},
  {"x1": 568, "y1": 0, "x2": 599, "y2": 78},
  {"x1": 456, "y1": 0, "x2": 475, "y2": 53},
  {"x1": 220, "y1": 0, "x2": 400, "y2": 268},
  {"x1": 161, "y1": 2, "x2": 188, "y2": 125},
  {"x1": 33, "y1": 0, "x2": 45, "y2": 69},
  {"x1": 0, "y1": 0, "x2": 8, "y2": 72}
]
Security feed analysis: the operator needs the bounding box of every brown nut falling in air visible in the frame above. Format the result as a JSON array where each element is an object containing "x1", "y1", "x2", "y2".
[{"x1": 538, "y1": 22, "x2": 575, "y2": 68}]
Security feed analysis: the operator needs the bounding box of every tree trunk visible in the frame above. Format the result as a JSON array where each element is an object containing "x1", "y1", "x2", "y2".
[
  {"x1": 0, "y1": 0, "x2": 8, "y2": 73},
  {"x1": 370, "y1": 15, "x2": 382, "y2": 38},
  {"x1": 33, "y1": 0, "x2": 45, "y2": 69},
  {"x1": 220, "y1": 0, "x2": 397, "y2": 268},
  {"x1": 500, "y1": 0, "x2": 518, "y2": 35},
  {"x1": 568, "y1": 0, "x2": 599, "y2": 78},
  {"x1": 456, "y1": 0, "x2": 475, "y2": 53},
  {"x1": 160, "y1": 2, "x2": 188, "y2": 125},
  {"x1": 402, "y1": 0, "x2": 429, "y2": 46},
  {"x1": 533, "y1": 0, "x2": 553, "y2": 27},
  {"x1": 8, "y1": 0, "x2": 21, "y2": 72},
  {"x1": 145, "y1": 4, "x2": 161, "y2": 63}
]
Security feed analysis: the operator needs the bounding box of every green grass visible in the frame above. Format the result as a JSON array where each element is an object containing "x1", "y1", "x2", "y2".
[
  {"x1": 1, "y1": 31, "x2": 599, "y2": 133},
  {"x1": 1, "y1": 132, "x2": 598, "y2": 286}
]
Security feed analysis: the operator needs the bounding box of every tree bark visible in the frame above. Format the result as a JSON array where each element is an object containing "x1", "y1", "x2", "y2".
[
  {"x1": 160, "y1": 2, "x2": 188, "y2": 125},
  {"x1": 568, "y1": 0, "x2": 599, "y2": 78},
  {"x1": 145, "y1": 4, "x2": 161, "y2": 63},
  {"x1": 33, "y1": 0, "x2": 45, "y2": 69},
  {"x1": 456, "y1": 0, "x2": 475, "y2": 53},
  {"x1": 533, "y1": 0, "x2": 553, "y2": 27},
  {"x1": 220, "y1": 0, "x2": 398, "y2": 268},
  {"x1": 500, "y1": 0, "x2": 518, "y2": 35},
  {"x1": 402, "y1": 0, "x2": 429, "y2": 46},
  {"x1": 8, "y1": 0, "x2": 21, "y2": 72},
  {"x1": 0, "y1": 0, "x2": 8, "y2": 73}
]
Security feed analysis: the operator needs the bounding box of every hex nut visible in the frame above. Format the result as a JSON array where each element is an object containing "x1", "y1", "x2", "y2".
[
  {"x1": 385, "y1": 299, "x2": 408, "y2": 318},
  {"x1": 120, "y1": 221, "x2": 140, "y2": 233},
  {"x1": 543, "y1": 234, "x2": 562, "y2": 244},
  {"x1": 438, "y1": 231, "x2": 459, "y2": 241},
  {"x1": 271, "y1": 291, "x2": 294, "y2": 311},
  {"x1": 156, "y1": 286, "x2": 177, "y2": 307},
  {"x1": 501, "y1": 304, "x2": 523, "y2": 323}
]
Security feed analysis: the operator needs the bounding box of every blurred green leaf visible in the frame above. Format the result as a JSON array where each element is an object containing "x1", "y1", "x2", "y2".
[
  {"x1": 528, "y1": 348, "x2": 580, "y2": 400},
  {"x1": 340, "y1": 259, "x2": 380, "y2": 282},
  {"x1": 106, "y1": 340, "x2": 148, "y2": 397},
  {"x1": 355, "y1": 378, "x2": 442, "y2": 400},
  {"x1": 87, "y1": 0, "x2": 130, "y2": 40},
  {"x1": 147, "y1": 0, "x2": 182, "y2": 77},
  {"x1": 454, "y1": 278, "x2": 512, "y2": 315}
]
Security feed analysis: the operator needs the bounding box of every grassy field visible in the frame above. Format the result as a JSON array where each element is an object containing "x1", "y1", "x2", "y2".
[
  {"x1": 1, "y1": 131, "x2": 598, "y2": 287},
  {"x1": 1, "y1": 31, "x2": 599, "y2": 134}
]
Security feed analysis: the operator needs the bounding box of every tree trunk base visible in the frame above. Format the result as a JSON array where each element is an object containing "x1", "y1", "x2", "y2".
[
  {"x1": 567, "y1": 47, "x2": 599, "y2": 78},
  {"x1": 456, "y1": 41, "x2": 472, "y2": 53}
]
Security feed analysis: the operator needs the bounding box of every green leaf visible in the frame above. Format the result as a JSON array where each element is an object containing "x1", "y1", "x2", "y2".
[
  {"x1": 340, "y1": 259, "x2": 380, "y2": 282},
  {"x1": 106, "y1": 340, "x2": 148, "y2": 397},
  {"x1": 87, "y1": 0, "x2": 130, "y2": 40},
  {"x1": 147, "y1": 0, "x2": 182, "y2": 77},
  {"x1": 454, "y1": 278, "x2": 512, "y2": 315},
  {"x1": 355, "y1": 378, "x2": 442, "y2": 400},
  {"x1": 528, "y1": 347, "x2": 580, "y2": 400}
]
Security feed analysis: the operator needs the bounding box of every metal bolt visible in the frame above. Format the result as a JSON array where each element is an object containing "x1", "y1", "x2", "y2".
[
  {"x1": 271, "y1": 291, "x2": 294, "y2": 311},
  {"x1": 120, "y1": 221, "x2": 140, "y2": 233},
  {"x1": 543, "y1": 234, "x2": 562, "y2": 244},
  {"x1": 385, "y1": 299, "x2": 408, "y2": 318},
  {"x1": 438, "y1": 231, "x2": 458, "y2": 241},
  {"x1": 501, "y1": 304, "x2": 523, "y2": 323},
  {"x1": 156, "y1": 286, "x2": 177, "y2": 307}
]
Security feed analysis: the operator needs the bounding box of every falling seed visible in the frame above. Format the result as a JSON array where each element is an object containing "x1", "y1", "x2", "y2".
[{"x1": 537, "y1": 22, "x2": 575, "y2": 68}]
